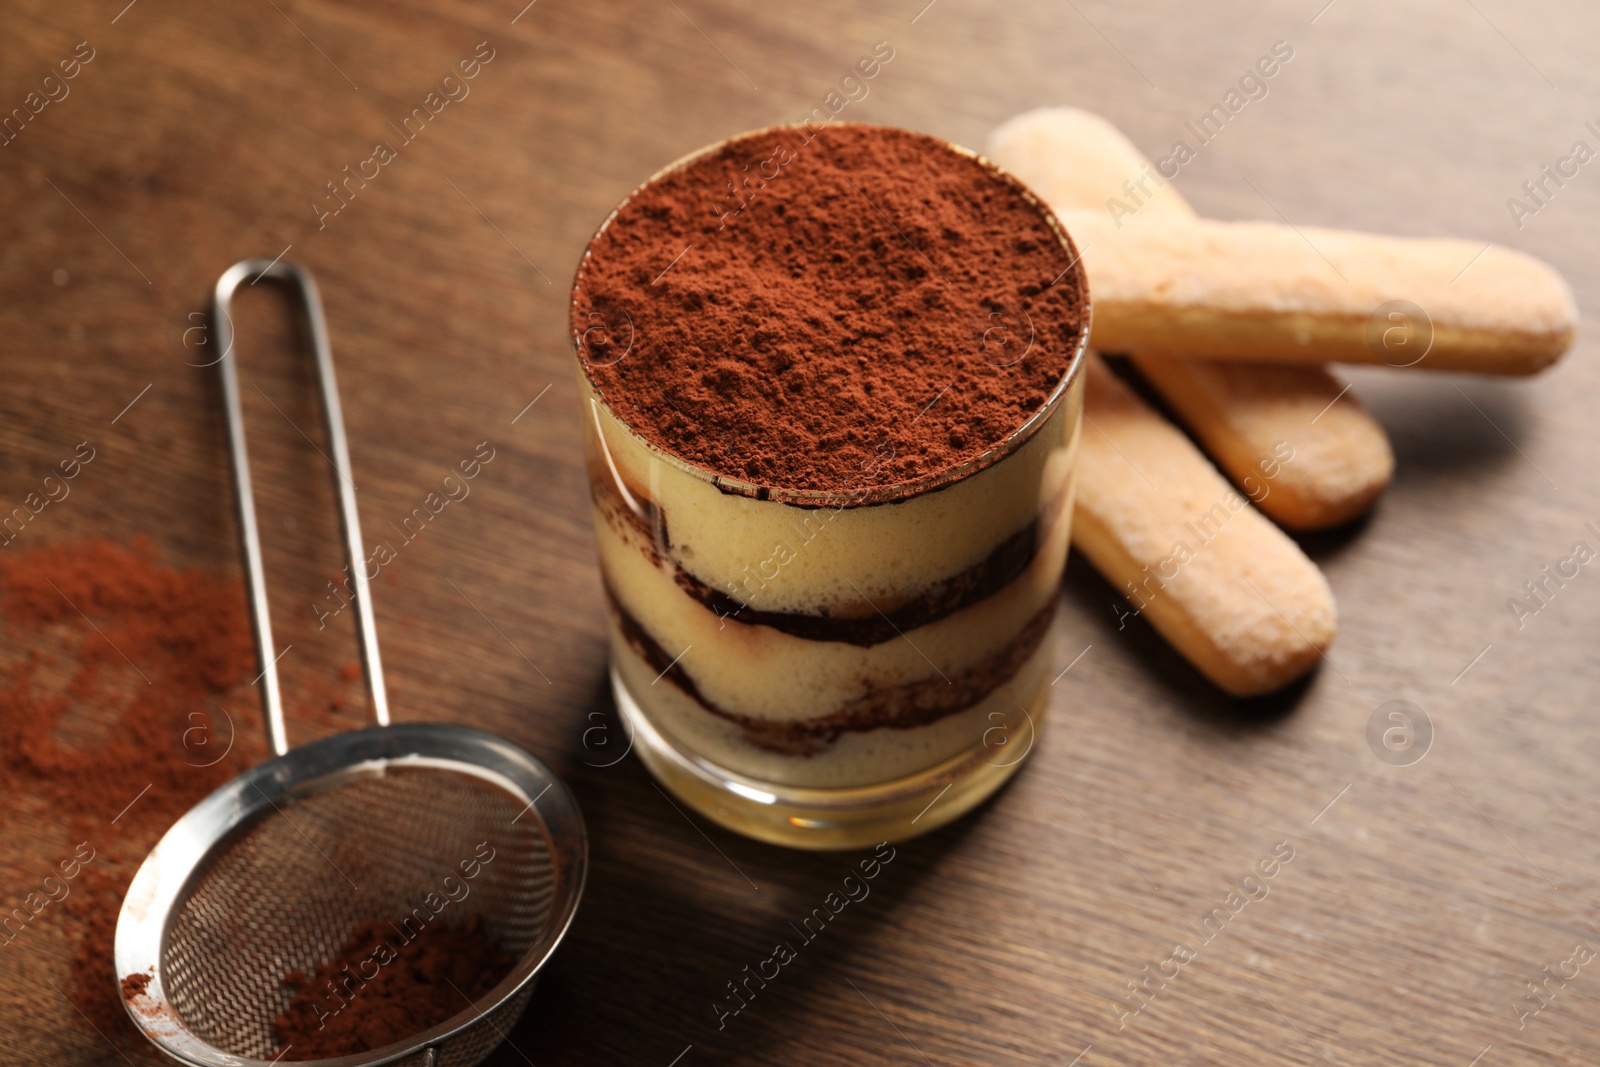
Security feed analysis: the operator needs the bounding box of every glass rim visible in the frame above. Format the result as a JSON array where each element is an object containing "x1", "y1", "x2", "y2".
[{"x1": 569, "y1": 121, "x2": 1092, "y2": 509}]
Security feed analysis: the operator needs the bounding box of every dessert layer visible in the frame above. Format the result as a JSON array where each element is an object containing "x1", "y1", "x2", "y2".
[
  {"x1": 590, "y1": 460, "x2": 1074, "y2": 722},
  {"x1": 611, "y1": 615, "x2": 1057, "y2": 788},
  {"x1": 570, "y1": 123, "x2": 1089, "y2": 494},
  {"x1": 589, "y1": 414, "x2": 1074, "y2": 647},
  {"x1": 670, "y1": 518, "x2": 1038, "y2": 647},
  {"x1": 609, "y1": 590, "x2": 1054, "y2": 754},
  {"x1": 582, "y1": 374, "x2": 1081, "y2": 618}
]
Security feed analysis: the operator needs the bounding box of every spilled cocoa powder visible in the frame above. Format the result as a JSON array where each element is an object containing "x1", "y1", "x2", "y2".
[
  {"x1": 571, "y1": 122, "x2": 1087, "y2": 494},
  {"x1": 274, "y1": 914, "x2": 514, "y2": 1059},
  {"x1": 0, "y1": 539, "x2": 364, "y2": 1050},
  {"x1": 0, "y1": 538, "x2": 262, "y2": 1044},
  {"x1": 120, "y1": 971, "x2": 151, "y2": 1002}
]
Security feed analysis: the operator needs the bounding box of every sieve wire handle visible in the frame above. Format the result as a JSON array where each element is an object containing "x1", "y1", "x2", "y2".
[{"x1": 211, "y1": 259, "x2": 391, "y2": 757}]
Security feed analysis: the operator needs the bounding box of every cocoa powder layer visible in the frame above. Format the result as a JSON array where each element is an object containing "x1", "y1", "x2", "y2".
[{"x1": 571, "y1": 123, "x2": 1087, "y2": 493}]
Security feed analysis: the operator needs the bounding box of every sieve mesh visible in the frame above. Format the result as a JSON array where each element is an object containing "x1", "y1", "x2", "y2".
[{"x1": 161, "y1": 764, "x2": 555, "y2": 1066}]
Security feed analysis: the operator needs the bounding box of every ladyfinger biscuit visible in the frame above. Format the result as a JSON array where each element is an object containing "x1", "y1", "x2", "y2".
[
  {"x1": 988, "y1": 107, "x2": 1395, "y2": 529},
  {"x1": 1127, "y1": 354, "x2": 1392, "y2": 529},
  {"x1": 987, "y1": 107, "x2": 1198, "y2": 225},
  {"x1": 1072, "y1": 351, "x2": 1337, "y2": 696},
  {"x1": 1056, "y1": 208, "x2": 1575, "y2": 374}
]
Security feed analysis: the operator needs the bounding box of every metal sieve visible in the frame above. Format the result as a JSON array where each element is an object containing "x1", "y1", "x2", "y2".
[{"x1": 115, "y1": 258, "x2": 586, "y2": 1067}]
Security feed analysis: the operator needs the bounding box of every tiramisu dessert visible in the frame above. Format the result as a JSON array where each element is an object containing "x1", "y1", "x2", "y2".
[{"x1": 570, "y1": 123, "x2": 1089, "y2": 847}]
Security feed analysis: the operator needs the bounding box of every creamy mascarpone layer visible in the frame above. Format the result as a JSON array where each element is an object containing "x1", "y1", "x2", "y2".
[
  {"x1": 582, "y1": 368, "x2": 1082, "y2": 778},
  {"x1": 593, "y1": 461, "x2": 1074, "y2": 722},
  {"x1": 581, "y1": 372, "x2": 1080, "y2": 616},
  {"x1": 612, "y1": 619, "x2": 1056, "y2": 787}
]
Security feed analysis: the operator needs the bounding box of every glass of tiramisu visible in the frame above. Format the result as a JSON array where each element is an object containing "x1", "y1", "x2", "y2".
[{"x1": 570, "y1": 123, "x2": 1088, "y2": 848}]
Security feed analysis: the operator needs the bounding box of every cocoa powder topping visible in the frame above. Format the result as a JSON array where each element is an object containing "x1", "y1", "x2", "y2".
[{"x1": 571, "y1": 123, "x2": 1087, "y2": 493}]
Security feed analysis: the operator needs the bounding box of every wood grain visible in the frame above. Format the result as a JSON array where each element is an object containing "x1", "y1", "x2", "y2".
[{"x1": 2, "y1": 1, "x2": 1598, "y2": 1065}]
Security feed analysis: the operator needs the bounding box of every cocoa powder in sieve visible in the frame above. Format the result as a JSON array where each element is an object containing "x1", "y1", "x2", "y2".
[
  {"x1": 274, "y1": 913, "x2": 514, "y2": 1059},
  {"x1": 571, "y1": 122, "x2": 1087, "y2": 493}
]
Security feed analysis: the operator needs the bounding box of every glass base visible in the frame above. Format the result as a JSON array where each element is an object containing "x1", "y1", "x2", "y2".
[{"x1": 611, "y1": 666, "x2": 1040, "y2": 850}]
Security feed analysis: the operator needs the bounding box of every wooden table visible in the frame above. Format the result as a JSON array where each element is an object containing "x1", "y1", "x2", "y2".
[{"x1": 4, "y1": 0, "x2": 1598, "y2": 1063}]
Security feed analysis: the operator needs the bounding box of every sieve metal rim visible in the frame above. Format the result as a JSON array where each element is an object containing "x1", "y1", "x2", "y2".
[{"x1": 114, "y1": 722, "x2": 586, "y2": 1067}]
